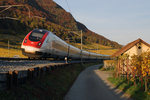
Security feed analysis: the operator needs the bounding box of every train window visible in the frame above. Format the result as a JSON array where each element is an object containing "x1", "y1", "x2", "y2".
[
  {"x1": 29, "y1": 29, "x2": 47, "y2": 41},
  {"x1": 32, "y1": 32, "x2": 44, "y2": 38}
]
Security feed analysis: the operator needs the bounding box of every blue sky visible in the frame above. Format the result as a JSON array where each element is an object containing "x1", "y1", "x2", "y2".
[{"x1": 54, "y1": 0, "x2": 150, "y2": 45}]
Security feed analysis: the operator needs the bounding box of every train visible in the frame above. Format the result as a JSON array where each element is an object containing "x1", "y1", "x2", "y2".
[{"x1": 21, "y1": 29, "x2": 109, "y2": 60}]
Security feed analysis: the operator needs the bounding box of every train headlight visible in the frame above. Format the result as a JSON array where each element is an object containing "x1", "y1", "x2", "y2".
[
  {"x1": 24, "y1": 39, "x2": 27, "y2": 43},
  {"x1": 38, "y1": 42, "x2": 41, "y2": 46}
]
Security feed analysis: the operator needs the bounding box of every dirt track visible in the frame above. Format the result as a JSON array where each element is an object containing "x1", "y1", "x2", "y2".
[{"x1": 64, "y1": 64, "x2": 132, "y2": 100}]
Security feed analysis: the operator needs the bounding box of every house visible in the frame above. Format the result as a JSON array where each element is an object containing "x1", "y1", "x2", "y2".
[
  {"x1": 112, "y1": 38, "x2": 150, "y2": 58},
  {"x1": 112, "y1": 38, "x2": 150, "y2": 76}
]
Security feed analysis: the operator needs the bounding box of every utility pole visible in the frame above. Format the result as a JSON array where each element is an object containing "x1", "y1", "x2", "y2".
[
  {"x1": 80, "y1": 30, "x2": 83, "y2": 64},
  {"x1": 97, "y1": 44, "x2": 98, "y2": 53},
  {"x1": 8, "y1": 40, "x2": 10, "y2": 57},
  {"x1": 81, "y1": 30, "x2": 83, "y2": 50}
]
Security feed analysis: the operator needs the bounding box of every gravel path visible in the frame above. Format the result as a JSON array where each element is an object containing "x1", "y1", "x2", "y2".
[{"x1": 64, "y1": 64, "x2": 132, "y2": 100}]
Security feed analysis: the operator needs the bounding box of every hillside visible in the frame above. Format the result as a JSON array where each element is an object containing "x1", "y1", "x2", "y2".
[{"x1": 0, "y1": 0, "x2": 122, "y2": 49}]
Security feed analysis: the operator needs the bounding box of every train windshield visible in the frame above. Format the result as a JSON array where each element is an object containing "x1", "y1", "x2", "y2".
[{"x1": 29, "y1": 29, "x2": 47, "y2": 41}]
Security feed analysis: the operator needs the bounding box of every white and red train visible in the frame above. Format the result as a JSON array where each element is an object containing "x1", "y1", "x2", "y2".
[{"x1": 21, "y1": 29, "x2": 109, "y2": 60}]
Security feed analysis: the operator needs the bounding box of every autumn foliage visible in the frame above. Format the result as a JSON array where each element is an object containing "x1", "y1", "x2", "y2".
[{"x1": 116, "y1": 51, "x2": 150, "y2": 92}]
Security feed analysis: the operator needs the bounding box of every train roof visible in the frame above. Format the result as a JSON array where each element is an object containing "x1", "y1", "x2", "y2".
[{"x1": 34, "y1": 28, "x2": 48, "y2": 31}]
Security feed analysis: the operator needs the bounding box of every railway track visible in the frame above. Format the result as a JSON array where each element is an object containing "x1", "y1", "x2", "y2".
[
  {"x1": 0, "y1": 58, "x2": 65, "y2": 73},
  {"x1": 0, "y1": 57, "x2": 99, "y2": 73}
]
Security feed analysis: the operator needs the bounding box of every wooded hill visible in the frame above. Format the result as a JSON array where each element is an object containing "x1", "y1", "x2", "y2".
[{"x1": 0, "y1": 0, "x2": 122, "y2": 49}]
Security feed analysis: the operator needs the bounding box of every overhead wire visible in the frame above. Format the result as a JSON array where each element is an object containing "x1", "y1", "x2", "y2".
[
  {"x1": 64, "y1": 0, "x2": 79, "y2": 30},
  {"x1": 64, "y1": 0, "x2": 72, "y2": 15}
]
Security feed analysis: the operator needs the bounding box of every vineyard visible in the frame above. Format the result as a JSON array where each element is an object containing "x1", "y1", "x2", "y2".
[
  {"x1": 113, "y1": 51, "x2": 150, "y2": 93},
  {"x1": 102, "y1": 51, "x2": 150, "y2": 99}
]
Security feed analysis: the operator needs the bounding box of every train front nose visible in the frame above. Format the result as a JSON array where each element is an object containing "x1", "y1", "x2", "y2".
[
  {"x1": 22, "y1": 46, "x2": 41, "y2": 54},
  {"x1": 21, "y1": 29, "x2": 48, "y2": 55}
]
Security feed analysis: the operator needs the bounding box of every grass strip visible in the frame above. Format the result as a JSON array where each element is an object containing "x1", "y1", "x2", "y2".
[
  {"x1": 108, "y1": 77, "x2": 150, "y2": 100},
  {"x1": 0, "y1": 63, "x2": 98, "y2": 100}
]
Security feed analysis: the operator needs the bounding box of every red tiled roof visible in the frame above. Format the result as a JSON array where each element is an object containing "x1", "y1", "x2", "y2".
[{"x1": 112, "y1": 38, "x2": 150, "y2": 57}]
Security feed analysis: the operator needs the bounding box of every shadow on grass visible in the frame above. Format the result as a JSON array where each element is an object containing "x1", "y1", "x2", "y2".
[{"x1": 108, "y1": 77, "x2": 150, "y2": 100}]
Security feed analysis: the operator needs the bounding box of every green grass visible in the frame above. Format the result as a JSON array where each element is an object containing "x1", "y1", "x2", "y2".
[
  {"x1": 0, "y1": 63, "x2": 98, "y2": 100},
  {"x1": 108, "y1": 77, "x2": 150, "y2": 100}
]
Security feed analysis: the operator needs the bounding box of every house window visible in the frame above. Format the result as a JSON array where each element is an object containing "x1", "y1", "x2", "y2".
[{"x1": 138, "y1": 46, "x2": 141, "y2": 49}]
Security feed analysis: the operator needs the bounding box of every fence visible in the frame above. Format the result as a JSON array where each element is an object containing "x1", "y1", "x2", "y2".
[{"x1": 0, "y1": 63, "x2": 72, "y2": 90}]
